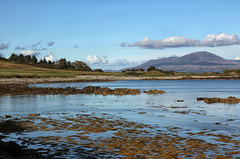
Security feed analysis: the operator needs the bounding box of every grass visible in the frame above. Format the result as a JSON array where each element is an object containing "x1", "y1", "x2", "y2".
[
  {"x1": 0, "y1": 61, "x2": 123, "y2": 78},
  {"x1": 0, "y1": 62, "x2": 80, "y2": 78},
  {"x1": 0, "y1": 61, "x2": 237, "y2": 78}
]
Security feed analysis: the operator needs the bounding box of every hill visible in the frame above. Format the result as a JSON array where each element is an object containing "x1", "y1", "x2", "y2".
[
  {"x1": 0, "y1": 61, "x2": 126, "y2": 78},
  {"x1": 132, "y1": 51, "x2": 240, "y2": 73}
]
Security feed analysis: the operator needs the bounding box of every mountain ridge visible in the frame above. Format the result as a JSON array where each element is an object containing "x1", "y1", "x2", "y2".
[{"x1": 130, "y1": 51, "x2": 240, "y2": 73}]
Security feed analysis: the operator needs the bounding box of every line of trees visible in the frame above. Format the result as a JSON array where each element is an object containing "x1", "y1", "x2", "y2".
[
  {"x1": 3, "y1": 53, "x2": 92, "y2": 71},
  {"x1": 146, "y1": 66, "x2": 175, "y2": 75},
  {"x1": 8, "y1": 53, "x2": 38, "y2": 64},
  {"x1": 122, "y1": 66, "x2": 175, "y2": 75},
  {"x1": 122, "y1": 68, "x2": 144, "y2": 73}
]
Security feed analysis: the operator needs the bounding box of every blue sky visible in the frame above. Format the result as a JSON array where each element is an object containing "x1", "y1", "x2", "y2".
[{"x1": 1, "y1": 0, "x2": 240, "y2": 70}]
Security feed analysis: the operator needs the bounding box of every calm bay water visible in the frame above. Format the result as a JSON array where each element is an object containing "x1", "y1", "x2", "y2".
[
  {"x1": 1, "y1": 80, "x2": 240, "y2": 158},
  {"x1": 1, "y1": 80, "x2": 240, "y2": 133}
]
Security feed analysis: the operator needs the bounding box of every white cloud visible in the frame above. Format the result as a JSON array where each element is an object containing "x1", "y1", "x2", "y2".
[
  {"x1": 234, "y1": 56, "x2": 240, "y2": 60},
  {"x1": 44, "y1": 53, "x2": 54, "y2": 62},
  {"x1": 19, "y1": 50, "x2": 40, "y2": 56},
  {"x1": 199, "y1": 33, "x2": 240, "y2": 47},
  {"x1": 114, "y1": 58, "x2": 131, "y2": 66},
  {"x1": 128, "y1": 37, "x2": 197, "y2": 49},
  {"x1": 123, "y1": 33, "x2": 240, "y2": 49},
  {"x1": 110, "y1": 58, "x2": 139, "y2": 67},
  {"x1": 85, "y1": 55, "x2": 139, "y2": 70},
  {"x1": 86, "y1": 55, "x2": 108, "y2": 65}
]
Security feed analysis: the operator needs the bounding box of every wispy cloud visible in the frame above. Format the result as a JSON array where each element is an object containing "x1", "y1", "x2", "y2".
[
  {"x1": 73, "y1": 45, "x2": 78, "y2": 48},
  {"x1": 17, "y1": 41, "x2": 47, "y2": 51},
  {"x1": 15, "y1": 46, "x2": 26, "y2": 50},
  {"x1": 122, "y1": 33, "x2": 240, "y2": 49},
  {"x1": 47, "y1": 41, "x2": 55, "y2": 46},
  {"x1": 0, "y1": 43, "x2": 9, "y2": 50},
  {"x1": 30, "y1": 41, "x2": 41, "y2": 48},
  {"x1": 31, "y1": 41, "x2": 48, "y2": 51},
  {"x1": 34, "y1": 48, "x2": 48, "y2": 51},
  {"x1": 0, "y1": 52, "x2": 4, "y2": 57}
]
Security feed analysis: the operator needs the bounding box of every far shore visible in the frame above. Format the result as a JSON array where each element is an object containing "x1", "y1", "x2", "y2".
[{"x1": 1, "y1": 75, "x2": 240, "y2": 84}]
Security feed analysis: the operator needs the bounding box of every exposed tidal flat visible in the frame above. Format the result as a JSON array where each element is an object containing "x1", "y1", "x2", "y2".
[{"x1": 1, "y1": 80, "x2": 240, "y2": 158}]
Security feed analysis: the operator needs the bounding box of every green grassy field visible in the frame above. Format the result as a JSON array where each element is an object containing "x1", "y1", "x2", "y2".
[
  {"x1": 0, "y1": 61, "x2": 237, "y2": 78},
  {"x1": 0, "y1": 61, "x2": 124, "y2": 78}
]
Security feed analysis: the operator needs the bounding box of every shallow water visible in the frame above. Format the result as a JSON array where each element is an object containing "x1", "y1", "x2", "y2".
[
  {"x1": 1, "y1": 80, "x2": 240, "y2": 131},
  {"x1": 1, "y1": 80, "x2": 240, "y2": 158}
]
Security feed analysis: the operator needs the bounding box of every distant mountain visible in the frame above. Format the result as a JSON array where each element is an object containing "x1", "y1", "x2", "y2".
[{"x1": 130, "y1": 51, "x2": 240, "y2": 73}]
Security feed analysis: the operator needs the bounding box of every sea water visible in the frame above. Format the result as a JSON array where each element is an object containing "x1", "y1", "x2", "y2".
[
  {"x1": 1, "y1": 80, "x2": 240, "y2": 158},
  {"x1": 1, "y1": 80, "x2": 240, "y2": 133}
]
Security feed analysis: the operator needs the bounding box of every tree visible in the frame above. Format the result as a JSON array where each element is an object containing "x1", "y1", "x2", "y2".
[
  {"x1": 8, "y1": 53, "x2": 18, "y2": 61},
  {"x1": 139, "y1": 68, "x2": 144, "y2": 72},
  {"x1": 56, "y1": 58, "x2": 67, "y2": 69},
  {"x1": 24, "y1": 55, "x2": 31, "y2": 63},
  {"x1": 147, "y1": 66, "x2": 156, "y2": 72},
  {"x1": 72, "y1": 60, "x2": 92, "y2": 71},
  {"x1": 17, "y1": 54, "x2": 25, "y2": 63},
  {"x1": 94, "y1": 68, "x2": 103, "y2": 72},
  {"x1": 43, "y1": 58, "x2": 47, "y2": 64},
  {"x1": 30, "y1": 55, "x2": 38, "y2": 64},
  {"x1": 39, "y1": 59, "x2": 43, "y2": 64},
  {"x1": 66, "y1": 61, "x2": 72, "y2": 69}
]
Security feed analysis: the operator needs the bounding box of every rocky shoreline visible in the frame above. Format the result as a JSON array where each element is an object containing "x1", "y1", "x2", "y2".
[
  {"x1": 1, "y1": 112, "x2": 239, "y2": 158},
  {"x1": 0, "y1": 75, "x2": 240, "y2": 84}
]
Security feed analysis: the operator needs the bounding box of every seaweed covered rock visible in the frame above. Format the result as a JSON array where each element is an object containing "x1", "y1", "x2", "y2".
[
  {"x1": 81, "y1": 86, "x2": 141, "y2": 95},
  {"x1": 113, "y1": 88, "x2": 141, "y2": 95},
  {"x1": 143, "y1": 89, "x2": 166, "y2": 94},
  {"x1": 0, "y1": 84, "x2": 165, "y2": 96},
  {"x1": 197, "y1": 96, "x2": 240, "y2": 104},
  {"x1": 0, "y1": 141, "x2": 46, "y2": 159},
  {"x1": 0, "y1": 120, "x2": 24, "y2": 133}
]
